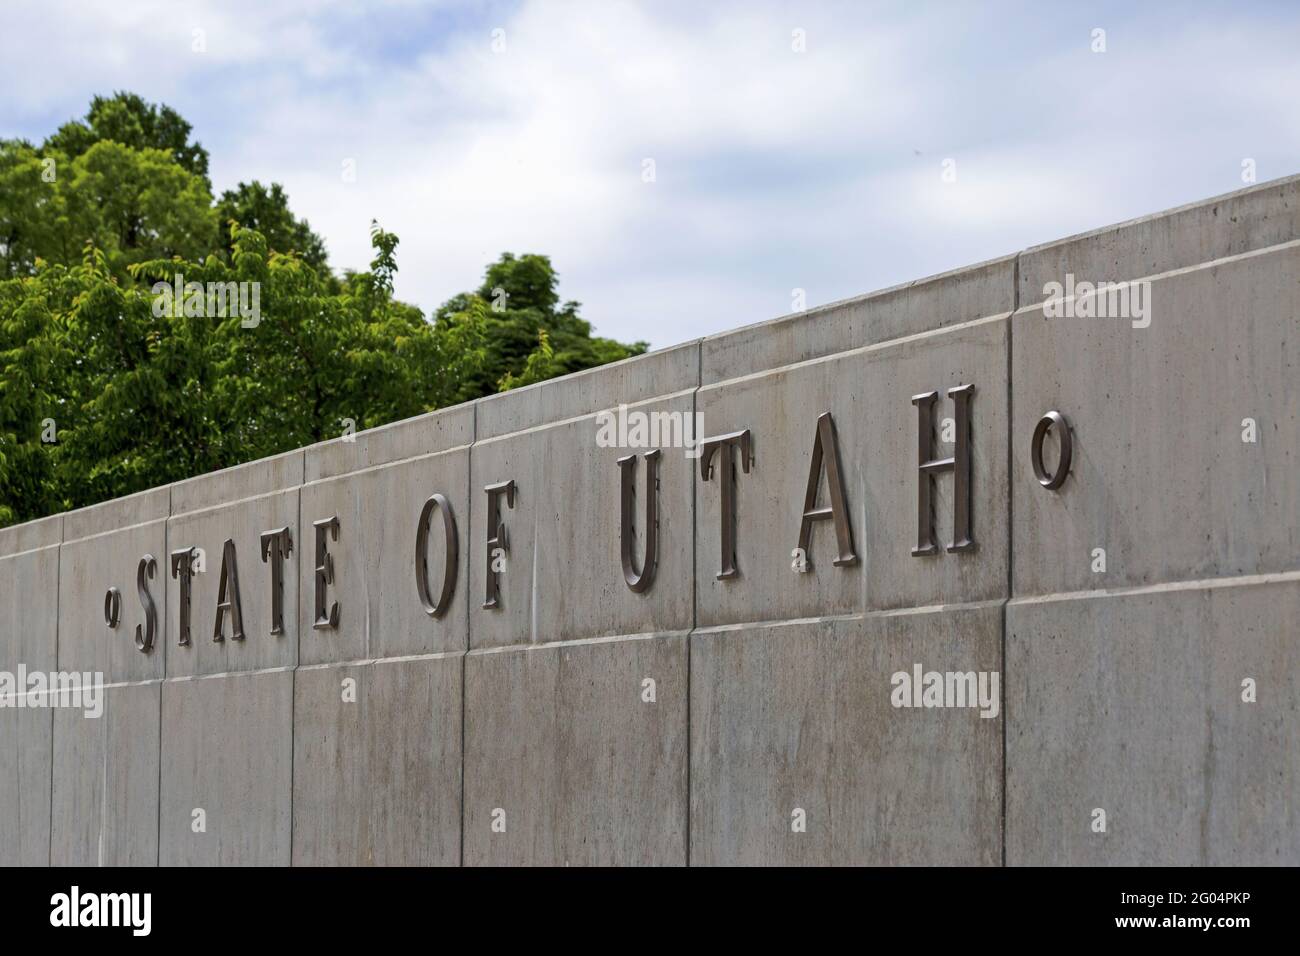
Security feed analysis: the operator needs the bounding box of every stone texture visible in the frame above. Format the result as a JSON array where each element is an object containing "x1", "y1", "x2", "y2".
[
  {"x1": 1006, "y1": 574, "x2": 1300, "y2": 866},
  {"x1": 469, "y1": 392, "x2": 695, "y2": 650},
  {"x1": 702, "y1": 255, "x2": 1014, "y2": 384},
  {"x1": 1019, "y1": 173, "x2": 1300, "y2": 307},
  {"x1": 1012, "y1": 241, "x2": 1300, "y2": 597},
  {"x1": 464, "y1": 632, "x2": 688, "y2": 866},
  {"x1": 58, "y1": 488, "x2": 168, "y2": 683},
  {"x1": 167, "y1": 457, "x2": 300, "y2": 677},
  {"x1": 0, "y1": 514, "x2": 62, "y2": 865},
  {"x1": 298, "y1": 448, "x2": 470, "y2": 664},
  {"x1": 50, "y1": 680, "x2": 160, "y2": 866},
  {"x1": 691, "y1": 604, "x2": 1003, "y2": 865},
  {"x1": 159, "y1": 668, "x2": 293, "y2": 865},
  {"x1": 696, "y1": 314, "x2": 1009, "y2": 625},
  {"x1": 292, "y1": 655, "x2": 462, "y2": 865},
  {"x1": 0, "y1": 707, "x2": 52, "y2": 866}
]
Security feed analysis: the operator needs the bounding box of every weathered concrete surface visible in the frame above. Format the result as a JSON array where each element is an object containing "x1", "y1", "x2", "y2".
[
  {"x1": 0, "y1": 514, "x2": 60, "y2": 865},
  {"x1": 299, "y1": 409, "x2": 472, "y2": 665},
  {"x1": 463, "y1": 632, "x2": 688, "y2": 865},
  {"x1": 159, "y1": 669, "x2": 293, "y2": 865},
  {"x1": 691, "y1": 605, "x2": 1003, "y2": 865},
  {"x1": 50, "y1": 680, "x2": 160, "y2": 866},
  {"x1": 167, "y1": 451, "x2": 302, "y2": 676},
  {"x1": 0, "y1": 708, "x2": 52, "y2": 866},
  {"x1": 1012, "y1": 241, "x2": 1300, "y2": 596},
  {"x1": 1007, "y1": 574, "x2": 1300, "y2": 866},
  {"x1": 469, "y1": 395, "x2": 696, "y2": 649},
  {"x1": 292, "y1": 655, "x2": 462, "y2": 865},
  {"x1": 1018, "y1": 173, "x2": 1300, "y2": 307},
  {"x1": 696, "y1": 315, "x2": 1008, "y2": 625},
  {"x1": 702, "y1": 256, "x2": 1015, "y2": 384},
  {"x1": 1, "y1": 174, "x2": 1298, "y2": 868},
  {"x1": 58, "y1": 488, "x2": 169, "y2": 682}
]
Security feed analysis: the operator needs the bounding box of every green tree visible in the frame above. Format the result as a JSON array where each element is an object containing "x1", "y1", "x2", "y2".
[
  {"x1": 215, "y1": 180, "x2": 329, "y2": 270},
  {"x1": 435, "y1": 252, "x2": 647, "y2": 399},
  {"x1": 44, "y1": 91, "x2": 210, "y2": 179}
]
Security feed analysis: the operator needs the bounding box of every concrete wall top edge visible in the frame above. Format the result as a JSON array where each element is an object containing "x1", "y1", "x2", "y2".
[
  {"x1": 61, "y1": 485, "x2": 169, "y2": 543},
  {"x1": 700, "y1": 254, "x2": 1017, "y2": 385},
  {"x1": 170, "y1": 447, "x2": 305, "y2": 515},
  {"x1": 475, "y1": 339, "x2": 700, "y2": 441},
  {"x1": 0, "y1": 511, "x2": 62, "y2": 556},
  {"x1": 3, "y1": 176, "x2": 1298, "y2": 541},
  {"x1": 303, "y1": 400, "x2": 475, "y2": 483},
  {"x1": 1018, "y1": 173, "x2": 1300, "y2": 305}
]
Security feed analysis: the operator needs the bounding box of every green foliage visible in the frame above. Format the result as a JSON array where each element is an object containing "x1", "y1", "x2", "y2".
[
  {"x1": 215, "y1": 181, "x2": 329, "y2": 271},
  {"x1": 45, "y1": 91, "x2": 210, "y2": 178},
  {"x1": 0, "y1": 94, "x2": 646, "y2": 528},
  {"x1": 435, "y1": 252, "x2": 648, "y2": 401}
]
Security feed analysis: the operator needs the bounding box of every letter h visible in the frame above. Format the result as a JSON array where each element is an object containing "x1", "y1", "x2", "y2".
[{"x1": 911, "y1": 384, "x2": 975, "y2": 556}]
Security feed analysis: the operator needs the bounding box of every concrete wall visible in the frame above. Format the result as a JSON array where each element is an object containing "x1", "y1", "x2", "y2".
[{"x1": 2, "y1": 175, "x2": 1298, "y2": 865}]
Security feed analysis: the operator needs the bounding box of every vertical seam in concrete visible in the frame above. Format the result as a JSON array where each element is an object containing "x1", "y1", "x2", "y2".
[
  {"x1": 156, "y1": 485, "x2": 172, "y2": 866},
  {"x1": 290, "y1": 472, "x2": 302, "y2": 866},
  {"x1": 461, "y1": 401, "x2": 475, "y2": 867},
  {"x1": 1003, "y1": 254, "x2": 1020, "y2": 868},
  {"x1": 686, "y1": 343, "x2": 701, "y2": 867}
]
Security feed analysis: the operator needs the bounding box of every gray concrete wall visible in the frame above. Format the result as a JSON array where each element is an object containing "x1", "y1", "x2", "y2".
[{"x1": 1, "y1": 174, "x2": 1298, "y2": 866}]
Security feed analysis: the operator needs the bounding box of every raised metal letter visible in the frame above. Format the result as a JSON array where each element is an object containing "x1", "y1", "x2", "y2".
[
  {"x1": 169, "y1": 547, "x2": 198, "y2": 646},
  {"x1": 797, "y1": 412, "x2": 857, "y2": 568},
  {"x1": 483, "y1": 480, "x2": 515, "y2": 609},
  {"x1": 104, "y1": 587, "x2": 122, "y2": 629},
  {"x1": 911, "y1": 384, "x2": 975, "y2": 556},
  {"x1": 416, "y1": 494, "x2": 458, "y2": 618},
  {"x1": 618, "y1": 449, "x2": 660, "y2": 593},
  {"x1": 212, "y1": 538, "x2": 245, "y2": 642},
  {"x1": 313, "y1": 515, "x2": 340, "y2": 629},
  {"x1": 700, "y1": 429, "x2": 753, "y2": 580},
  {"x1": 135, "y1": 554, "x2": 158, "y2": 653},
  {"x1": 259, "y1": 527, "x2": 292, "y2": 635},
  {"x1": 1031, "y1": 410, "x2": 1072, "y2": 490}
]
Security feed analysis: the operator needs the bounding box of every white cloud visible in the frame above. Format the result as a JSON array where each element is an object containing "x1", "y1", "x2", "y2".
[{"x1": 3, "y1": 0, "x2": 1299, "y2": 347}]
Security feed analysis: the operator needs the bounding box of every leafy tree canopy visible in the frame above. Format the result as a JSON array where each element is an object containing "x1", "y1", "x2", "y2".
[{"x1": 0, "y1": 94, "x2": 647, "y2": 527}]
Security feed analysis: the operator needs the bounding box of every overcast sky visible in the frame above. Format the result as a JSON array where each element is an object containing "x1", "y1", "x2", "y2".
[{"x1": 3, "y1": 0, "x2": 1298, "y2": 347}]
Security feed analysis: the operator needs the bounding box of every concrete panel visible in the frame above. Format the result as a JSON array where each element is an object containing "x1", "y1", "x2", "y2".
[
  {"x1": 298, "y1": 448, "x2": 470, "y2": 664},
  {"x1": 293, "y1": 655, "x2": 461, "y2": 865},
  {"x1": 464, "y1": 632, "x2": 688, "y2": 865},
  {"x1": 167, "y1": 453, "x2": 301, "y2": 677},
  {"x1": 702, "y1": 255, "x2": 1014, "y2": 384},
  {"x1": 1018, "y1": 173, "x2": 1300, "y2": 306},
  {"x1": 697, "y1": 314, "x2": 1008, "y2": 626},
  {"x1": 691, "y1": 605, "x2": 1003, "y2": 865},
  {"x1": 58, "y1": 488, "x2": 168, "y2": 683},
  {"x1": 0, "y1": 707, "x2": 52, "y2": 865},
  {"x1": 1007, "y1": 574, "x2": 1300, "y2": 866},
  {"x1": 50, "y1": 680, "x2": 160, "y2": 866},
  {"x1": 475, "y1": 341, "x2": 698, "y2": 440},
  {"x1": 0, "y1": 513, "x2": 61, "y2": 670},
  {"x1": 159, "y1": 668, "x2": 293, "y2": 865},
  {"x1": 469, "y1": 392, "x2": 695, "y2": 650},
  {"x1": 0, "y1": 514, "x2": 62, "y2": 866},
  {"x1": 1012, "y1": 241, "x2": 1300, "y2": 597},
  {"x1": 305, "y1": 403, "x2": 474, "y2": 484}
]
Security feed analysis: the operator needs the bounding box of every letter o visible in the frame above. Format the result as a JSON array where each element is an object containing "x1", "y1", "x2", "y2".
[
  {"x1": 416, "y1": 494, "x2": 458, "y2": 618},
  {"x1": 1031, "y1": 411, "x2": 1072, "y2": 490},
  {"x1": 104, "y1": 587, "x2": 122, "y2": 629}
]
